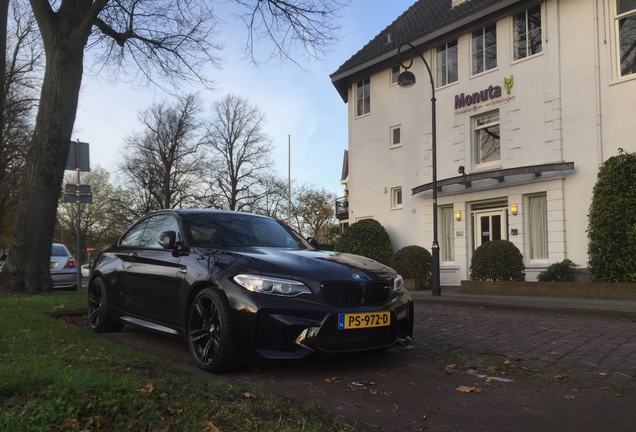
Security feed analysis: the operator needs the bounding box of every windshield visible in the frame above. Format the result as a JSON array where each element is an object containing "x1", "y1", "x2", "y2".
[
  {"x1": 51, "y1": 244, "x2": 69, "y2": 257},
  {"x1": 181, "y1": 213, "x2": 308, "y2": 249}
]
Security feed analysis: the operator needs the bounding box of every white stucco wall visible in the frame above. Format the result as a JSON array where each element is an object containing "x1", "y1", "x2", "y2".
[{"x1": 344, "y1": 0, "x2": 636, "y2": 284}]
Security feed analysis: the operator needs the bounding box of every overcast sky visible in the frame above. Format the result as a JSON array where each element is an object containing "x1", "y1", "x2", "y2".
[{"x1": 72, "y1": 1, "x2": 414, "y2": 194}]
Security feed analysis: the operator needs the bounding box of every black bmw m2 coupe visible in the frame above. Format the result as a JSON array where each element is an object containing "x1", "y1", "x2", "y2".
[{"x1": 88, "y1": 209, "x2": 414, "y2": 372}]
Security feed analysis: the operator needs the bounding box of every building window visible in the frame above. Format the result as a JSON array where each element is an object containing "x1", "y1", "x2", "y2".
[
  {"x1": 391, "y1": 187, "x2": 403, "y2": 209},
  {"x1": 472, "y1": 24, "x2": 497, "y2": 75},
  {"x1": 391, "y1": 65, "x2": 401, "y2": 85},
  {"x1": 526, "y1": 194, "x2": 548, "y2": 260},
  {"x1": 513, "y1": 5, "x2": 542, "y2": 60},
  {"x1": 617, "y1": 0, "x2": 636, "y2": 77},
  {"x1": 473, "y1": 110, "x2": 500, "y2": 166},
  {"x1": 440, "y1": 206, "x2": 455, "y2": 262},
  {"x1": 436, "y1": 40, "x2": 458, "y2": 87},
  {"x1": 356, "y1": 78, "x2": 370, "y2": 116},
  {"x1": 390, "y1": 125, "x2": 401, "y2": 148}
]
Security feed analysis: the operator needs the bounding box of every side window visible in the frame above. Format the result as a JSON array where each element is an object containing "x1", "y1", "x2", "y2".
[
  {"x1": 139, "y1": 215, "x2": 180, "y2": 249},
  {"x1": 119, "y1": 220, "x2": 148, "y2": 248}
]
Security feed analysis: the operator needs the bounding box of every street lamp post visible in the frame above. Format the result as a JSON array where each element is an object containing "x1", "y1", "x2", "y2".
[{"x1": 397, "y1": 42, "x2": 441, "y2": 296}]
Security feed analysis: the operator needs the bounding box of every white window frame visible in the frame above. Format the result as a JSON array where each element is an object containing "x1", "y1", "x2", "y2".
[
  {"x1": 390, "y1": 125, "x2": 402, "y2": 148},
  {"x1": 390, "y1": 187, "x2": 403, "y2": 210},
  {"x1": 439, "y1": 206, "x2": 456, "y2": 263},
  {"x1": 512, "y1": 5, "x2": 543, "y2": 62},
  {"x1": 436, "y1": 40, "x2": 458, "y2": 88},
  {"x1": 471, "y1": 24, "x2": 498, "y2": 76},
  {"x1": 614, "y1": 1, "x2": 636, "y2": 78},
  {"x1": 355, "y1": 77, "x2": 371, "y2": 117},
  {"x1": 524, "y1": 193, "x2": 549, "y2": 262},
  {"x1": 472, "y1": 110, "x2": 501, "y2": 169}
]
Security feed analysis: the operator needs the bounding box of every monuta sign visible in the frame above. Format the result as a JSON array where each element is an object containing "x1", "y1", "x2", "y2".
[{"x1": 454, "y1": 75, "x2": 515, "y2": 115}]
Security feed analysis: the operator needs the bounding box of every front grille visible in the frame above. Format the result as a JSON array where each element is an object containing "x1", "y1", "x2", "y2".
[
  {"x1": 316, "y1": 326, "x2": 395, "y2": 351},
  {"x1": 321, "y1": 281, "x2": 391, "y2": 306},
  {"x1": 321, "y1": 283, "x2": 362, "y2": 306}
]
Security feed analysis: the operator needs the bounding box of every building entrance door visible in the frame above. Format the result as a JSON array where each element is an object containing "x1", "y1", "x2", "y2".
[{"x1": 473, "y1": 209, "x2": 507, "y2": 249}]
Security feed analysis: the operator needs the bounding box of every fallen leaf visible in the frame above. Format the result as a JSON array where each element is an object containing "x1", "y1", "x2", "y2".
[
  {"x1": 61, "y1": 418, "x2": 81, "y2": 429},
  {"x1": 503, "y1": 359, "x2": 512, "y2": 366},
  {"x1": 598, "y1": 372, "x2": 608, "y2": 377},
  {"x1": 562, "y1": 394, "x2": 576, "y2": 400},
  {"x1": 552, "y1": 374, "x2": 567, "y2": 380},
  {"x1": 204, "y1": 422, "x2": 222, "y2": 432},
  {"x1": 324, "y1": 377, "x2": 343, "y2": 383},
  {"x1": 241, "y1": 392, "x2": 257, "y2": 399},
  {"x1": 139, "y1": 382, "x2": 155, "y2": 395},
  {"x1": 456, "y1": 385, "x2": 482, "y2": 394},
  {"x1": 369, "y1": 389, "x2": 378, "y2": 395}
]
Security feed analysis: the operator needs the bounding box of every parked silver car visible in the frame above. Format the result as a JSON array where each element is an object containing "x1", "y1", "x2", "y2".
[{"x1": 50, "y1": 243, "x2": 77, "y2": 289}]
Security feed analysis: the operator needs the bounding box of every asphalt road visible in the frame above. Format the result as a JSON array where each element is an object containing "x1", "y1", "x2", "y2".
[{"x1": 101, "y1": 302, "x2": 636, "y2": 432}]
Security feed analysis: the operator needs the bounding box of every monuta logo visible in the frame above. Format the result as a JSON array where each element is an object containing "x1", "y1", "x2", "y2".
[{"x1": 454, "y1": 75, "x2": 515, "y2": 110}]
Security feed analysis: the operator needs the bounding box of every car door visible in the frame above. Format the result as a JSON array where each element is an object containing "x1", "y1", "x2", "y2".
[
  {"x1": 113, "y1": 219, "x2": 149, "y2": 311},
  {"x1": 125, "y1": 214, "x2": 185, "y2": 326}
]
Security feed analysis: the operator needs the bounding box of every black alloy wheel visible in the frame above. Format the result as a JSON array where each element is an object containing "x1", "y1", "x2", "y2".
[
  {"x1": 88, "y1": 277, "x2": 123, "y2": 333},
  {"x1": 187, "y1": 288, "x2": 237, "y2": 372}
]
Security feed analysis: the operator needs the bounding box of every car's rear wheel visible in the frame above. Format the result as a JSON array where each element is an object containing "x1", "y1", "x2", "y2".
[
  {"x1": 187, "y1": 288, "x2": 238, "y2": 372},
  {"x1": 88, "y1": 277, "x2": 123, "y2": 333}
]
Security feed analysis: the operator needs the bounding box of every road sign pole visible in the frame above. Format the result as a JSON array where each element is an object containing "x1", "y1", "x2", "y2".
[{"x1": 75, "y1": 142, "x2": 81, "y2": 292}]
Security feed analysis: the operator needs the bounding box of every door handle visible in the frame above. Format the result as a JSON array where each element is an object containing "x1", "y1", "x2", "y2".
[
  {"x1": 128, "y1": 251, "x2": 138, "y2": 258},
  {"x1": 122, "y1": 262, "x2": 132, "y2": 270},
  {"x1": 178, "y1": 269, "x2": 187, "y2": 274}
]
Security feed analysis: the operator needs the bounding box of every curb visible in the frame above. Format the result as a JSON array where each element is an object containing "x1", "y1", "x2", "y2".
[{"x1": 411, "y1": 296, "x2": 636, "y2": 319}]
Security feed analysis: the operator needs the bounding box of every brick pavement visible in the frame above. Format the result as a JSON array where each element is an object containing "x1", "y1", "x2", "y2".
[{"x1": 416, "y1": 303, "x2": 636, "y2": 389}]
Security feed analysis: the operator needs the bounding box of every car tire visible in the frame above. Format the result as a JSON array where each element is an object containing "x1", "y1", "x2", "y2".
[
  {"x1": 187, "y1": 288, "x2": 239, "y2": 373},
  {"x1": 88, "y1": 277, "x2": 123, "y2": 333}
]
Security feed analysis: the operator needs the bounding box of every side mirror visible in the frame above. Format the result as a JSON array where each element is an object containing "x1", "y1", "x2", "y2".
[
  {"x1": 306, "y1": 237, "x2": 319, "y2": 249},
  {"x1": 158, "y1": 231, "x2": 176, "y2": 250}
]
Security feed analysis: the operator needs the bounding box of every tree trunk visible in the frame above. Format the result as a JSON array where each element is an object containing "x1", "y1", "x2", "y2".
[
  {"x1": 0, "y1": 38, "x2": 86, "y2": 293},
  {"x1": 0, "y1": 0, "x2": 9, "y2": 244}
]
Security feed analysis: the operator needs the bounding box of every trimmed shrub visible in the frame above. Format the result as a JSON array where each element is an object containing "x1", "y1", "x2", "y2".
[
  {"x1": 470, "y1": 240, "x2": 525, "y2": 281},
  {"x1": 588, "y1": 149, "x2": 636, "y2": 282},
  {"x1": 537, "y1": 259, "x2": 577, "y2": 282},
  {"x1": 334, "y1": 219, "x2": 393, "y2": 265},
  {"x1": 390, "y1": 246, "x2": 432, "y2": 280}
]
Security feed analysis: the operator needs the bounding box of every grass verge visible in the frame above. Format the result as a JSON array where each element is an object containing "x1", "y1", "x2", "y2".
[{"x1": 0, "y1": 292, "x2": 356, "y2": 432}]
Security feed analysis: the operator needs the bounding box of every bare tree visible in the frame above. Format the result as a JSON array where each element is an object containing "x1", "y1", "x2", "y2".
[
  {"x1": 251, "y1": 173, "x2": 288, "y2": 219},
  {"x1": 205, "y1": 94, "x2": 271, "y2": 211},
  {"x1": 120, "y1": 94, "x2": 204, "y2": 214},
  {"x1": 293, "y1": 185, "x2": 336, "y2": 240},
  {"x1": 1, "y1": 0, "x2": 344, "y2": 293},
  {"x1": 0, "y1": 0, "x2": 41, "y2": 244}
]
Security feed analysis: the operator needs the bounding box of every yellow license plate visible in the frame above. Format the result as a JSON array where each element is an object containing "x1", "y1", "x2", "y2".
[{"x1": 338, "y1": 311, "x2": 391, "y2": 330}]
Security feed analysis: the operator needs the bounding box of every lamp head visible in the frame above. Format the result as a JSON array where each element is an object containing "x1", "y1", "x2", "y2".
[{"x1": 397, "y1": 70, "x2": 416, "y2": 88}]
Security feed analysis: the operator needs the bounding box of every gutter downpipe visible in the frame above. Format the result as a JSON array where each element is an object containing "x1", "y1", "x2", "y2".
[{"x1": 592, "y1": 0, "x2": 604, "y2": 165}]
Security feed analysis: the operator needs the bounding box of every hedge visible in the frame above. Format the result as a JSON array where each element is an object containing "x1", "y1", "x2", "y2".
[
  {"x1": 390, "y1": 245, "x2": 432, "y2": 280},
  {"x1": 588, "y1": 149, "x2": 636, "y2": 282},
  {"x1": 537, "y1": 259, "x2": 577, "y2": 282},
  {"x1": 334, "y1": 219, "x2": 393, "y2": 265},
  {"x1": 470, "y1": 240, "x2": 525, "y2": 281}
]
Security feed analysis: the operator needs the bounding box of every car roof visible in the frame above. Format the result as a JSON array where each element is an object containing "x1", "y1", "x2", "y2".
[{"x1": 151, "y1": 208, "x2": 272, "y2": 219}]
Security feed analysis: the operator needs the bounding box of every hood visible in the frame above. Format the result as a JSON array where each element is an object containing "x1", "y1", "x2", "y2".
[{"x1": 212, "y1": 248, "x2": 396, "y2": 284}]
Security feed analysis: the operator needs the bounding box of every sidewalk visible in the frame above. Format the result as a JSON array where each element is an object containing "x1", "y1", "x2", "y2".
[{"x1": 410, "y1": 286, "x2": 636, "y2": 317}]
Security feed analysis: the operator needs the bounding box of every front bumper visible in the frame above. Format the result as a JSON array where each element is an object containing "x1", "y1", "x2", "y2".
[
  {"x1": 247, "y1": 292, "x2": 414, "y2": 360},
  {"x1": 51, "y1": 272, "x2": 76, "y2": 288}
]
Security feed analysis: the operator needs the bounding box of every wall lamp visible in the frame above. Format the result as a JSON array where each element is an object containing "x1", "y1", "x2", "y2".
[
  {"x1": 510, "y1": 203, "x2": 519, "y2": 216},
  {"x1": 454, "y1": 210, "x2": 462, "y2": 222}
]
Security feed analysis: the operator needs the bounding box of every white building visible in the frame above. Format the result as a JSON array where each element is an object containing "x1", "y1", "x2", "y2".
[{"x1": 330, "y1": 0, "x2": 636, "y2": 285}]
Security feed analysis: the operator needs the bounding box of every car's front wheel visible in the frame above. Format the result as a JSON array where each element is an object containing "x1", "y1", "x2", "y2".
[
  {"x1": 187, "y1": 288, "x2": 238, "y2": 372},
  {"x1": 87, "y1": 277, "x2": 123, "y2": 333}
]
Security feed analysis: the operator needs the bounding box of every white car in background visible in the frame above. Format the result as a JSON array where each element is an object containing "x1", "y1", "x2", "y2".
[{"x1": 50, "y1": 243, "x2": 77, "y2": 289}]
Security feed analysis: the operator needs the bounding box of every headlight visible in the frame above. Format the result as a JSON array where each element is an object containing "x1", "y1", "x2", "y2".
[
  {"x1": 233, "y1": 274, "x2": 312, "y2": 297},
  {"x1": 393, "y1": 275, "x2": 406, "y2": 294}
]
